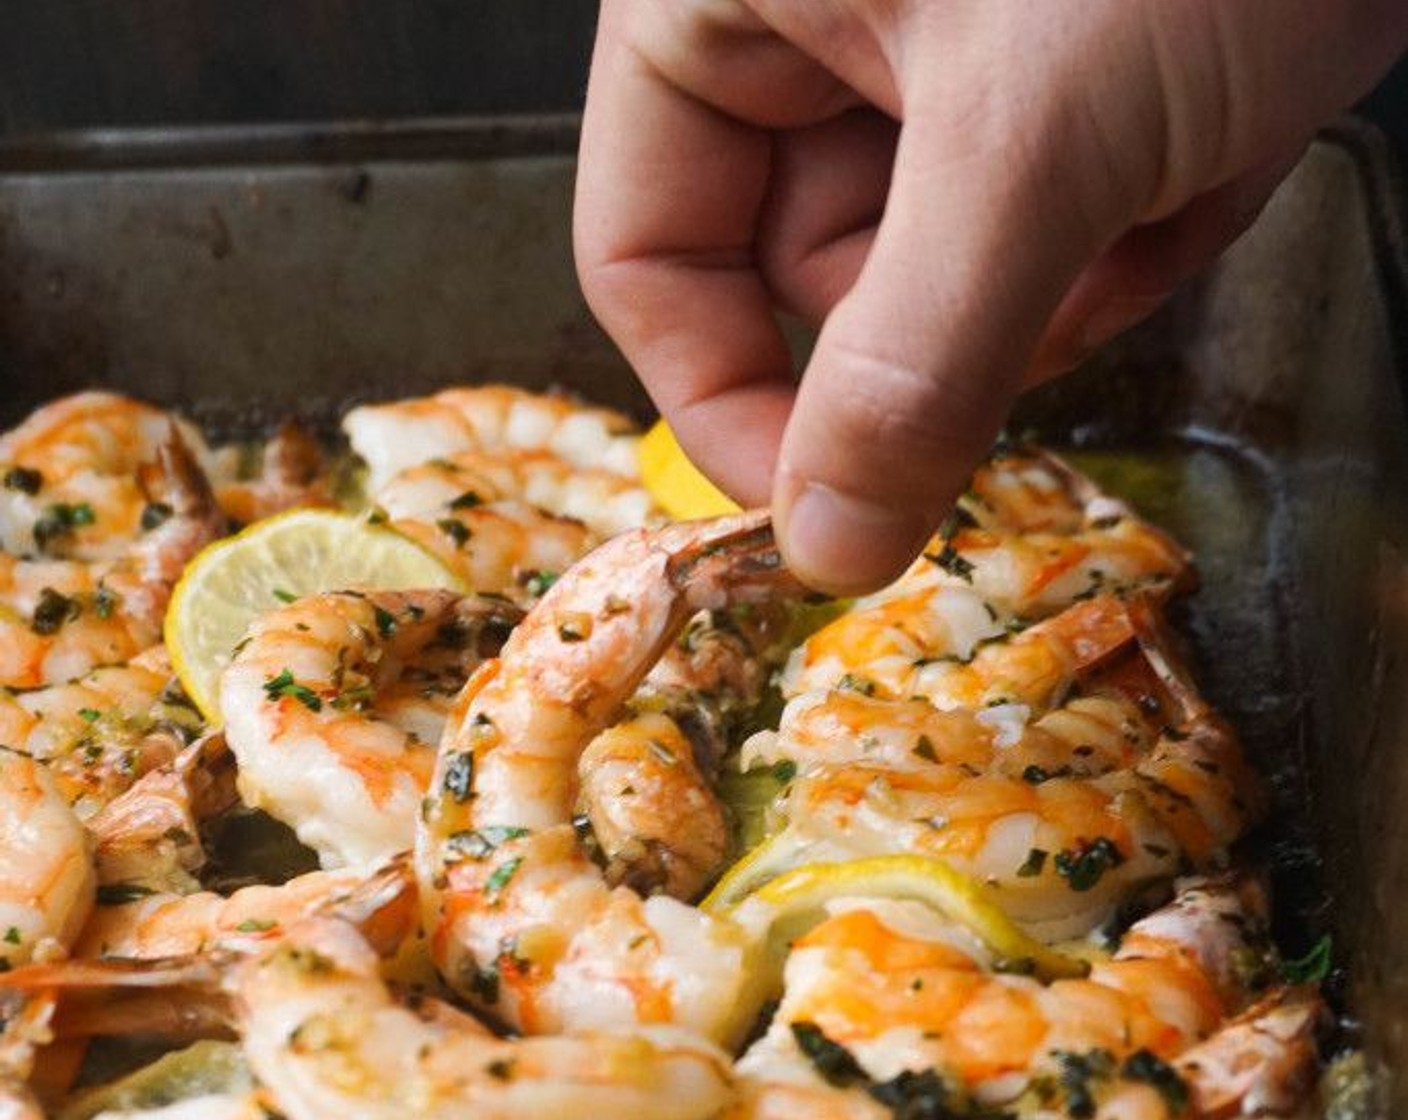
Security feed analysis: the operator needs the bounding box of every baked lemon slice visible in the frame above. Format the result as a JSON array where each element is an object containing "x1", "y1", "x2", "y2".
[
  {"x1": 165, "y1": 509, "x2": 462, "y2": 724},
  {"x1": 714, "y1": 851, "x2": 1088, "y2": 984},
  {"x1": 637, "y1": 420, "x2": 740, "y2": 520}
]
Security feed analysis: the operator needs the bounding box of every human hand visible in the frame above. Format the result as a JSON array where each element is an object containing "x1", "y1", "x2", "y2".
[{"x1": 574, "y1": 1, "x2": 1408, "y2": 593}]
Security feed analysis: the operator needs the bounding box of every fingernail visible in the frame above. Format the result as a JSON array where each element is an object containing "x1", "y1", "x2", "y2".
[
  {"x1": 1078, "y1": 294, "x2": 1167, "y2": 354},
  {"x1": 777, "y1": 478, "x2": 933, "y2": 595}
]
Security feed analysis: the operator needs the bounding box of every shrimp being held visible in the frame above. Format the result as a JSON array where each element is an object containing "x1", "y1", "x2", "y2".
[
  {"x1": 416, "y1": 511, "x2": 806, "y2": 1043},
  {"x1": 221, "y1": 589, "x2": 520, "y2": 867}
]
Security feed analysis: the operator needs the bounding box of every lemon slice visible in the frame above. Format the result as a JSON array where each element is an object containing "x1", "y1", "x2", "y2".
[
  {"x1": 165, "y1": 509, "x2": 462, "y2": 724},
  {"x1": 718, "y1": 852, "x2": 1088, "y2": 984},
  {"x1": 638, "y1": 420, "x2": 740, "y2": 520}
]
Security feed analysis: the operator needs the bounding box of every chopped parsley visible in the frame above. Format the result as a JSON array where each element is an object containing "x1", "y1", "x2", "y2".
[
  {"x1": 771, "y1": 759, "x2": 797, "y2": 784},
  {"x1": 1053, "y1": 837, "x2": 1124, "y2": 892},
  {"x1": 373, "y1": 605, "x2": 397, "y2": 638},
  {"x1": 33, "y1": 501, "x2": 96, "y2": 551},
  {"x1": 1282, "y1": 933, "x2": 1333, "y2": 984},
  {"x1": 31, "y1": 587, "x2": 80, "y2": 635},
  {"x1": 485, "y1": 1057, "x2": 516, "y2": 1081},
  {"x1": 521, "y1": 569, "x2": 559, "y2": 597},
  {"x1": 442, "y1": 751, "x2": 476, "y2": 802},
  {"x1": 2, "y1": 466, "x2": 41, "y2": 494},
  {"x1": 1121, "y1": 1049, "x2": 1189, "y2": 1114},
  {"x1": 236, "y1": 918, "x2": 278, "y2": 933},
  {"x1": 2, "y1": 927, "x2": 19, "y2": 946},
  {"x1": 77, "y1": 708, "x2": 102, "y2": 723},
  {"x1": 437, "y1": 518, "x2": 471, "y2": 548},
  {"x1": 1053, "y1": 1049, "x2": 1115, "y2": 1119},
  {"x1": 448, "y1": 825, "x2": 530, "y2": 860},
  {"x1": 449, "y1": 490, "x2": 483, "y2": 510},
  {"x1": 484, "y1": 856, "x2": 524, "y2": 903},
  {"x1": 262, "y1": 669, "x2": 322, "y2": 712},
  {"x1": 273, "y1": 588, "x2": 297, "y2": 604},
  {"x1": 837, "y1": 673, "x2": 877, "y2": 696},
  {"x1": 913, "y1": 735, "x2": 938, "y2": 762},
  {"x1": 925, "y1": 543, "x2": 975, "y2": 582},
  {"x1": 1017, "y1": 848, "x2": 1048, "y2": 877},
  {"x1": 791, "y1": 1021, "x2": 868, "y2": 1087},
  {"x1": 140, "y1": 502, "x2": 173, "y2": 531}
]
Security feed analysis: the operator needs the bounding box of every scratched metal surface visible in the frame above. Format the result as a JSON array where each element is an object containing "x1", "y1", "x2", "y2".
[{"x1": 0, "y1": 118, "x2": 1404, "y2": 1112}]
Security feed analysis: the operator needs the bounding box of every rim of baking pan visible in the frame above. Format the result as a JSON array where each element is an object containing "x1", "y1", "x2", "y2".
[{"x1": 0, "y1": 113, "x2": 582, "y2": 171}]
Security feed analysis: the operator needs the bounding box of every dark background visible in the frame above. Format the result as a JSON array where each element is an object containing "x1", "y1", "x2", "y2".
[{"x1": 0, "y1": 1, "x2": 1403, "y2": 155}]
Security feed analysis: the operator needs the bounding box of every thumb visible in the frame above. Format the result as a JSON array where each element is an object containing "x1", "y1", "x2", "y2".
[{"x1": 772, "y1": 100, "x2": 1115, "y2": 594}]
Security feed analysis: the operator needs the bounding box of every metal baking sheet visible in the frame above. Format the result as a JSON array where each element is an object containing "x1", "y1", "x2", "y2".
[{"x1": 0, "y1": 116, "x2": 1404, "y2": 1113}]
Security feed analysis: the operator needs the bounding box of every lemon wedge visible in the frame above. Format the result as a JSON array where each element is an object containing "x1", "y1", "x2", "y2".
[
  {"x1": 165, "y1": 509, "x2": 462, "y2": 724},
  {"x1": 715, "y1": 851, "x2": 1088, "y2": 984},
  {"x1": 638, "y1": 420, "x2": 740, "y2": 520}
]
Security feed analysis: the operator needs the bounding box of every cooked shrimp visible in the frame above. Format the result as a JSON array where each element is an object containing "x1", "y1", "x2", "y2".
[
  {"x1": 579, "y1": 603, "x2": 796, "y2": 899},
  {"x1": 235, "y1": 917, "x2": 734, "y2": 1120},
  {"x1": 0, "y1": 647, "x2": 203, "y2": 817},
  {"x1": 0, "y1": 391, "x2": 224, "y2": 563},
  {"x1": 0, "y1": 434, "x2": 226, "y2": 689},
  {"x1": 72, "y1": 860, "x2": 414, "y2": 962},
  {"x1": 416, "y1": 511, "x2": 804, "y2": 1043},
  {"x1": 375, "y1": 448, "x2": 657, "y2": 539},
  {"x1": 782, "y1": 592, "x2": 1145, "y2": 715},
  {"x1": 343, "y1": 384, "x2": 641, "y2": 493},
  {"x1": 221, "y1": 589, "x2": 520, "y2": 867},
  {"x1": 734, "y1": 877, "x2": 1311, "y2": 1118},
  {"x1": 0, "y1": 751, "x2": 94, "y2": 967},
  {"x1": 215, "y1": 421, "x2": 335, "y2": 526},
  {"x1": 87, "y1": 733, "x2": 239, "y2": 895},
  {"x1": 577, "y1": 712, "x2": 731, "y2": 899}
]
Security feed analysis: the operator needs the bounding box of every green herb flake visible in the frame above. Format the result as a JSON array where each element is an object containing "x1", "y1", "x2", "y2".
[
  {"x1": 867, "y1": 1068, "x2": 960, "y2": 1119},
  {"x1": 1282, "y1": 933, "x2": 1333, "y2": 984},
  {"x1": 925, "y1": 543, "x2": 975, "y2": 582},
  {"x1": 484, "y1": 856, "x2": 524, "y2": 904},
  {"x1": 93, "y1": 584, "x2": 120, "y2": 619},
  {"x1": 273, "y1": 588, "x2": 297, "y2": 604},
  {"x1": 373, "y1": 605, "x2": 398, "y2": 638},
  {"x1": 485, "y1": 1057, "x2": 516, "y2": 1081},
  {"x1": 77, "y1": 708, "x2": 102, "y2": 723},
  {"x1": 140, "y1": 502, "x2": 174, "y2": 531},
  {"x1": 33, "y1": 501, "x2": 96, "y2": 551},
  {"x1": 913, "y1": 735, "x2": 938, "y2": 762},
  {"x1": 791, "y1": 1021, "x2": 868, "y2": 1088},
  {"x1": 236, "y1": 918, "x2": 278, "y2": 933},
  {"x1": 2, "y1": 466, "x2": 42, "y2": 494},
  {"x1": 1121, "y1": 1049, "x2": 1189, "y2": 1115},
  {"x1": 771, "y1": 759, "x2": 798, "y2": 784},
  {"x1": 262, "y1": 669, "x2": 323, "y2": 711},
  {"x1": 1017, "y1": 848, "x2": 1048, "y2": 877},
  {"x1": 449, "y1": 490, "x2": 483, "y2": 510},
  {"x1": 2, "y1": 927, "x2": 20, "y2": 946},
  {"x1": 468, "y1": 959, "x2": 500, "y2": 1004},
  {"x1": 837, "y1": 673, "x2": 877, "y2": 696},
  {"x1": 1054, "y1": 1048, "x2": 1116, "y2": 1120},
  {"x1": 522, "y1": 569, "x2": 559, "y2": 597},
  {"x1": 31, "y1": 587, "x2": 80, "y2": 635},
  {"x1": 443, "y1": 751, "x2": 476, "y2": 802},
  {"x1": 437, "y1": 518, "x2": 472, "y2": 548},
  {"x1": 1053, "y1": 837, "x2": 1125, "y2": 892},
  {"x1": 448, "y1": 825, "x2": 530, "y2": 860}
]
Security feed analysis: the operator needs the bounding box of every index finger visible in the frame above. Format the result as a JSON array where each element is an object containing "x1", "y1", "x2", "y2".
[{"x1": 573, "y1": 0, "x2": 838, "y2": 504}]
